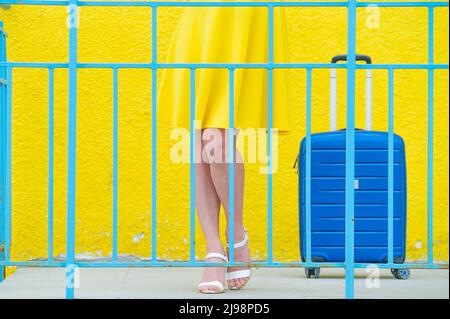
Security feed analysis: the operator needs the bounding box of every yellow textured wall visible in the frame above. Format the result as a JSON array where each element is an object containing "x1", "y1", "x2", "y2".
[{"x1": 0, "y1": 2, "x2": 448, "y2": 269}]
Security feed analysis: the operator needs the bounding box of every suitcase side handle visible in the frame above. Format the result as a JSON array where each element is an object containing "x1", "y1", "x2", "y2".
[{"x1": 330, "y1": 55, "x2": 373, "y2": 132}]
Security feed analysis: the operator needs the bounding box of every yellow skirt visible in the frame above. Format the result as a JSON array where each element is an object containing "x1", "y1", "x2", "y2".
[{"x1": 157, "y1": 2, "x2": 291, "y2": 131}]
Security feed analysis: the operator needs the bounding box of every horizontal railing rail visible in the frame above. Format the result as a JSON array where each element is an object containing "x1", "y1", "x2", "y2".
[
  {"x1": 0, "y1": 0, "x2": 448, "y2": 300},
  {"x1": 0, "y1": 1, "x2": 449, "y2": 7},
  {"x1": 0, "y1": 62, "x2": 449, "y2": 69}
]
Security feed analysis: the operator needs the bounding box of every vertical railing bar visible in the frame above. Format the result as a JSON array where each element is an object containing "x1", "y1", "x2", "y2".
[
  {"x1": 112, "y1": 67, "x2": 119, "y2": 261},
  {"x1": 66, "y1": 0, "x2": 78, "y2": 300},
  {"x1": 305, "y1": 68, "x2": 312, "y2": 264},
  {"x1": 4, "y1": 66, "x2": 11, "y2": 263},
  {"x1": 0, "y1": 31, "x2": 4, "y2": 281},
  {"x1": 388, "y1": 67, "x2": 395, "y2": 265},
  {"x1": 267, "y1": 3, "x2": 274, "y2": 264},
  {"x1": 151, "y1": 4, "x2": 158, "y2": 263},
  {"x1": 427, "y1": 6, "x2": 434, "y2": 265},
  {"x1": 345, "y1": 0, "x2": 357, "y2": 300},
  {"x1": 228, "y1": 68, "x2": 235, "y2": 263},
  {"x1": 0, "y1": 25, "x2": 6, "y2": 282},
  {"x1": 48, "y1": 67, "x2": 54, "y2": 262},
  {"x1": 189, "y1": 68, "x2": 196, "y2": 262}
]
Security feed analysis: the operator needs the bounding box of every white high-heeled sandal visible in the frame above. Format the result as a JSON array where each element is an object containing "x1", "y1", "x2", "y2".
[
  {"x1": 226, "y1": 230, "x2": 252, "y2": 290},
  {"x1": 198, "y1": 252, "x2": 228, "y2": 294}
]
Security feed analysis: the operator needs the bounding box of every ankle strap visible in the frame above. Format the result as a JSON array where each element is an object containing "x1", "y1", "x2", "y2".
[
  {"x1": 205, "y1": 253, "x2": 228, "y2": 262},
  {"x1": 228, "y1": 230, "x2": 249, "y2": 249}
]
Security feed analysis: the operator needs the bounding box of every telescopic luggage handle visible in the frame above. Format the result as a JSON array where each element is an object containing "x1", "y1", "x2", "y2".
[
  {"x1": 332, "y1": 54, "x2": 373, "y2": 64},
  {"x1": 330, "y1": 54, "x2": 373, "y2": 132}
]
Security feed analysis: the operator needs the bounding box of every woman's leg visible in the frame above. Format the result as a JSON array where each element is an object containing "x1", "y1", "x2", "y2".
[
  {"x1": 205, "y1": 128, "x2": 251, "y2": 289},
  {"x1": 195, "y1": 130, "x2": 226, "y2": 293}
]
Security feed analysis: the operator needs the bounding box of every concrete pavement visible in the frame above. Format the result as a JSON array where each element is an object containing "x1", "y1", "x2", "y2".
[{"x1": 0, "y1": 267, "x2": 448, "y2": 299}]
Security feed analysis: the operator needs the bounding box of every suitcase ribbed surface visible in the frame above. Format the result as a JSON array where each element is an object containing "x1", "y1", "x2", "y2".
[{"x1": 299, "y1": 131, "x2": 407, "y2": 263}]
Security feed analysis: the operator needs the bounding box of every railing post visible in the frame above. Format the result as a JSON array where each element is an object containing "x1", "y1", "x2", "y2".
[
  {"x1": 427, "y1": 5, "x2": 435, "y2": 265},
  {"x1": 0, "y1": 21, "x2": 10, "y2": 283},
  {"x1": 345, "y1": 0, "x2": 357, "y2": 300},
  {"x1": 228, "y1": 68, "x2": 235, "y2": 263},
  {"x1": 189, "y1": 68, "x2": 196, "y2": 263},
  {"x1": 48, "y1": 67, "x2": 55, "y2": 263},
  {"x1": 66, "y1": 0, "x2": 79, "y2": 299},
  {"x1": 151, "y1": 4, "x2": 158, "y2": 264},
  {"x1": 388, "y1": 68, "x2": 395, "y2": 265},
  {"x1": 267, "y1": 3, "x2": 274, "y2": 264},
  {"x1": 0, "y1": 20, "x2": 6, "y2": 283},
  {"x1": 112, "y1": 67, "x2": 119, "y2": 262},
  {"x1": 305, "y1": 68, "x2": 313, "y2": 264}
]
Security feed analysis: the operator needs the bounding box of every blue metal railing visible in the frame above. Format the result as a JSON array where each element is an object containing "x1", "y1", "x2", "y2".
[
  {"x1": 0, "y1": 20, "x2": 6, "y2": 284},
  {"x1": 0, "y1": 1, "x2": 449, "y2": 300}
]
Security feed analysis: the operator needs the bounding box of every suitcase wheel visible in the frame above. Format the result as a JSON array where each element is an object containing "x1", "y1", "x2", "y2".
[
  {"x1": 305, "y1": 267, "x2": 321, "y2": 279},
  {"x1": 392, "y1": 268, "x2": 410, "y2": 280}
]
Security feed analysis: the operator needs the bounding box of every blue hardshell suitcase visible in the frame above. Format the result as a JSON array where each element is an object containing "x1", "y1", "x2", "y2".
[{"x1": 298, "y1": 55, "x2": 410, "y2": 280}]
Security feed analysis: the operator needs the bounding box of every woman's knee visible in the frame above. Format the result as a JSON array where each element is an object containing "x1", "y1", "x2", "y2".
[{"x1": 202, "y1": 128, "x2": 227, "y2": 163}]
